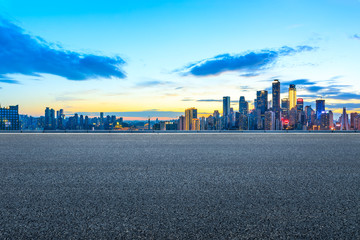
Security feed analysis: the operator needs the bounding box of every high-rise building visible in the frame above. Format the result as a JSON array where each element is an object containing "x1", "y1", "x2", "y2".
[
  {"x1": 320, "y1": 112, "x2": 329, "y2": 130},
  {"x1": 316, "y1": 99, "x2": 325, "y2": 121},
  {"x1": 239, "y1": 96, "x2": 248, "y2": 115},
  {"x1": 223, "y1": 96, "x2": 230, "y2": 129},
  {"x1": 289, "y1": 84, "x2": 296, "y2": 110},
  {"x1": 0, "y1": 105, "x2": 20, "y2": 130},
  {"x1": 272, "y1": 80, "x2": 281, "y2": 129},
  {"x1": 45, "y1": 107, "x2": 56, "y2": 130},
  {"x1": 281, "y1": 98, "x2": 289, "y2": 110},
  {"x1": 256, "y1": 90, "x2": 268, "y2": 130},
  {"x1": 100, "y1": 112, "x2": 104, "y2": 129},
  {"x1": 256, "y1": 90, "x2": 268, "y2": 114},
  {"x1": 296, "y1": 98, "x2": 304, "y2": 112},
  {"x1": 56, "y1": 109, "x2": 64, "y2": 130},
  {"x1": 350, "y1": 113, "x2": 358, "y2": 130},
  {"x1": 329, "y1": 111, "x2": 334, "y2": 129},
  {"x1": 185, "y1": 108, "x2": 197, "y2": 130},
  {"x1": 178, "y1": 115, "x2": 185, "y2": 130},
  {"x1": 340, "y1": 107, "x2": 350, "y2": 131},
  {"x1": 264, "y1": 111, "x2": 275, "y2": 130},
  {"x1": 191, "y1": 118, "x2": 200, "y2": 130}
]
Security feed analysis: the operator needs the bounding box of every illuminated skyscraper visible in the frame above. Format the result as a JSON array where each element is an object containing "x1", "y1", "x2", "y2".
[
  {"x1": 281, "y1": 98, "x2": 289, "y2": 110},
  {"x1": 272, "y1": 80, "x2": 281, "y2": 130},
  {"x1": 185, "y1": 107, "x2": 197, "y2": 130},
  {"x1": 289, "y1": 84, "x2": 296, "y2": 110},
  {"x1": 296, "y1": 98, "x2": 304, "y2": 112},
  {"x1": 256, "y1": 90, "x2": 268, "y2": 114},
  {"x1": 239, "y1": 96, "x2": 248, "y2": 115},
  {"x1": 316, "y1": 99, "x2": 325, "y2": 120}
]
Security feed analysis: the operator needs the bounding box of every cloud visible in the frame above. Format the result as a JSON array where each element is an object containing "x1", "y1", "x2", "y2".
[
  {"x1": 353, "y1": 34, "x2": 360, "y2": 40},
  {"x1": 0, "y1": 17, "x2": 126, "y2": 81},
  {"x1": 240, "y1": 72, "x2": 260, "y2": 77},
  {"x1": 177, "y1": 46, "x2": 315, "y2": 77},
  {"x1": 136, "y1": 80, "x2": 171, "y2": 87},
  {"x1": 0, "y1": 77, "x2": 21, "y2": 84}
]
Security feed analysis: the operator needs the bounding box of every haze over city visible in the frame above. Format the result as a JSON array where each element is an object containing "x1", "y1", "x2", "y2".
[{"x1": 0, "y1": 0, "x2": 359, "y2": 120}]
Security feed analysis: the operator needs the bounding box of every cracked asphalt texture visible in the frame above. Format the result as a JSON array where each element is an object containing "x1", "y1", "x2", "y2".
[{"x1": 1, "y1": 133, "x2": 360, "y2": 239}]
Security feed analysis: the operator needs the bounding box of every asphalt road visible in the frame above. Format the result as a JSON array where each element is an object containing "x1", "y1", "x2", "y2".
[{"x1": 1, "y1": 133, "x2": 359, "y2": 239}]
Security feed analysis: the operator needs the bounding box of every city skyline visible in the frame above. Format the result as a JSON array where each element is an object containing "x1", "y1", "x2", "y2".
[
  {"x1": 0, "y1": 0, "x2": 360, "y2": 118},
  {"x1": 3, "y1": 79, "x2": 358, "y2": 132}
]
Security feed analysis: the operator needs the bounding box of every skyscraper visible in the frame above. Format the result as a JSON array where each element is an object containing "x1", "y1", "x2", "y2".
[
  {"x1": 223, "y1": 96, "x2": 230, "y2": 129},
  {"x1": 178, "y1": 115, "x2": 185, "y2": 130},
  {"x1": 264, "y1": 111, "x2": 275, "y2": 130},
  {"x1": 185, "y1": 108, "x2": 197, "y2": 130},
  {"x1": 340, "y1": 107, "x2": 350, "y2": 131},
  {"x1": 289, "y1": 84, "x2": 296, "y2": 110},
  {"x1": 281, "y1": 98, "x2": 289, "y2": 110},
  {"x1": 256, "y1": 90, "x2": 268, "y2": 130},
  {"x1": 296, "y1": 98, "x2": 304, "y2": 112},
  {"x1": 272, "y1": 80, "x2": 281, "y2": 130},
  {"x1": 45, "y1": 107, "x2": 55, "y2": 130},
  {"x1": 256, "y1": 90, "x2": 268, "y2": 114},
  {"x1": 316, "y1": 99, "x2": 325, "y2": 121},
  {"x1": 239, "y1": 96, "x2": 248, "y2": 115}
]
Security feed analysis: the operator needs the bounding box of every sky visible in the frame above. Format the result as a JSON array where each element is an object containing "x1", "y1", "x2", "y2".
[{"x1": 0, "y1": 0, "x2": 360, "y2": 119}]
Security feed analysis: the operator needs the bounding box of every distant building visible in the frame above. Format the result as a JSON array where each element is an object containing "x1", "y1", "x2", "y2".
[
  {"x1": 223, "y1": 96, "x2": 230, "y2": 129},
  {"x1": 289, "y1": 84, "x2": 296, "y2": 110},
  {"x1": 281, "y1": 98, "x2": 289, "y2": 110},
  {"x1": 350, "y1": 112, "x2": 358, "y2": 130},
  {"x1": 45, "y1": 107, "x2": 56, "y2": 130},
  {"x1": 239, "y1": 96, "x2": 248, "y2": 115},
  {"x1": 191, "y1": 118, "x2": 200, "y2": 131},
  {"x1": 316, "y1": 99, "x2": 325, "y2": 121},
  {"x1": 272, "y1": 80, "x2": 281, "y2": 130},
  {"x1": 256, "y1": 90, "x2": 268, "y2": 130},
  {"x1": 264, "y1": 111, "x2": 275, "y2": 130},
  {"x1": 0, "y1": 105, "x2": 20, "y2": 130},
  {"x1": 178, "y1": 115, "x2": 185, "y2": 130},
  {"x1": 320, "y1": 112, "x2": 329, "y2": 130},
  {"x1": 296, "y1": 98, "x2": 304, "y2": 112},
  {"x1": 185, "y1": 108, "x2": 197, "y2": 130},
  {"x1": 340, "y1": 107, "x2": 350, "y2": 131}
]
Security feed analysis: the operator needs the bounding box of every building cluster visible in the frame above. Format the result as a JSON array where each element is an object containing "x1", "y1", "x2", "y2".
[
  {"x1": 0, "y1": 105, "x2": 20, "y2": 130},
  {"x1": 20, "y1": 108, "x2": 129, "y2": 130},
  {"x1": 169, "y1": 80, "x2": 360, "y2": 131},
  {"x1": 1, "y1": 79, "x2": 359, "y2": 131}
]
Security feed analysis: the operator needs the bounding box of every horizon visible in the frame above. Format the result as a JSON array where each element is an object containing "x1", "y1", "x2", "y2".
[{"x1": 1, "y1": 0, "x2": 360, "y2": 118}]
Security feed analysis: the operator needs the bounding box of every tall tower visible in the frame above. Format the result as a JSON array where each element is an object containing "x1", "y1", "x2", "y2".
[
  {"x1": 296, "y1": 98, "x2": 304, "y2": 112},
  {"x1": 272, "y1": 80, "x2": 281, "y2": 129},
  {"x1": 289, "y1": 84, "x2": 296, "y2": 110},
  {"x1": 316, "y1": 99, "x2": 325, "y2": 121},
  {"x1": 185, "y1": 108, "x2": 197, "y2": 130},
  {"x1": 256, "y1": 90, "x2": 268, "y2": 114},
  {"x1": 239, "y1": 96, "x2": 248, "y2": 115},
  {"x1": 340, "y1": 107, "x2": 350, "y2": 131},
  {"x1": 223, "y1": 96, "x2": 230, "y2": 129}
]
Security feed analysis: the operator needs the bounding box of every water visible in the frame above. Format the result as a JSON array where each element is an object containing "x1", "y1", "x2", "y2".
[{"x1": 1, "y1": 133, "x2": 360, "y2": 239}]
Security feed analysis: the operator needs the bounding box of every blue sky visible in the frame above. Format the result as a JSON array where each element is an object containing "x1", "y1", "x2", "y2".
[{"x1": 0, "y1": 0, "x2": 360, "y2": 118}]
